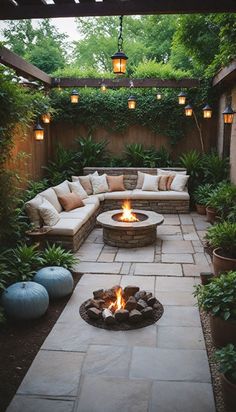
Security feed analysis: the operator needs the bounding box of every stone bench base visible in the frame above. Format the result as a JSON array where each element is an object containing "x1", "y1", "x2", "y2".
[{"x1": 102, "y1": 199, "x2": 189, "y2": 214}]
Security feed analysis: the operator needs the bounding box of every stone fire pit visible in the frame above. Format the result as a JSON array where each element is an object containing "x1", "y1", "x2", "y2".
[
  {"x1": 79, "y1": 285, "x2": 164, "y2": 331},
  {"x1": 97, "y1": 209, "x2": 164, "y2": 248}
]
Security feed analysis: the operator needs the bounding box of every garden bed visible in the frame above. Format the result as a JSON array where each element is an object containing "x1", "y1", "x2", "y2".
[{"x1": 0, "y1": 273, "x2": 81, "y2": 412}]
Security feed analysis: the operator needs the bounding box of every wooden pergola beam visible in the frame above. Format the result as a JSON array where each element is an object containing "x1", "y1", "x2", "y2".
[
  {"x1": 0, "y1": 0, "x2": 236, "y2": 20},
  {"x1": 213, "y1": 60, "x2": 236, "y2": 87},
  {"x1": 0, "y1": 46, "x2": 52, "y2": 85},
  {"x1": 53, "y1": 77, "x2": 199, "y2": 89}
]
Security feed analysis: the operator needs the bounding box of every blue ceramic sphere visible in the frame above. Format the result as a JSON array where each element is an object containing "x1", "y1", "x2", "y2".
[
  {"x1": 2, "y1": 281, "x2": 49, "y2": 320},
  {"x1": 34, "y1": 266, "x2": 74, "y2": 299}
]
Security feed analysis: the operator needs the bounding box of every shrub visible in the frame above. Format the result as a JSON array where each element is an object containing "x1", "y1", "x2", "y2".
[
  {"x1": 194, "y1": 271, "x2": 236, "y2": 320},
  {"x1": 205, "y1": 222, "x2": 236, "y2": 259},
  {"x1": 206, "y1": 182, "x2": 236, "y2": 221},
  {"x1": 43, "y1": 144, "x2": 79, "y2": 186},
  {"x1": 75, "y1": 135, "x2": 109, "y2": 169},
  {"x1": 215, "y1": 344, "x2": 236, "y2": 383},
  {"x1": 202, "y1": 151, "x2": 229, "y2": 184},
  {"x1": 41, "y1": 244, "x2": 78, "y2": 270},
  {"x1": 179, "y1": 150, "x2": 203, "y2": 195},
  {"x1": 193, "y1": 183, "x2": 215, "y2": 205}
]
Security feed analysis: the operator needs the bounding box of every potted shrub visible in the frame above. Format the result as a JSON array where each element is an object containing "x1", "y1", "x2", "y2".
[
  {"x1": 206, "y1": 187, "x2": 220, "y2": 224},
  {"x1": 215, "y1": 344, "x2": 236, "y2": 411},
  {"x1": 206, "y1": 182, "x2": 236, "y2": 223},
  {"x1": 193, "y1": 183, "x2": 214, "y2": 215},
  {"x1": 194, "y1": 272, "x2": 236, "y2": 347},
  {"x1": 205, "y1": 222, "x2": 236, "y2": 275}
]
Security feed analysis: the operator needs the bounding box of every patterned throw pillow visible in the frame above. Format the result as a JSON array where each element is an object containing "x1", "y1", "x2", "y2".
[
  {"x1": 72, "y1": 171, "x2": 98, "y2": 195},
  {"x1": 158, "y1": 175, "x2": 169, "y2": 191},
  {"x1": 91, "y1": 174, "x2": 109, "y2": 194},
  {"x1": 166, "y1": 175, "x2": 175, "y2": 190}
]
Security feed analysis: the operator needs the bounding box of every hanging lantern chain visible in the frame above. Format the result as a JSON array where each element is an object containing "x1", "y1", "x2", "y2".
[{"x1": 118, "y1": 15, "x2": 124, "y2": 51}]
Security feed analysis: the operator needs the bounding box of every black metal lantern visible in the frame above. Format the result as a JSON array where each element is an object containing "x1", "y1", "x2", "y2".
[
  {"x1": 184, "y1": 104, "x2": 193, "y2": 117},
  {"x1": 202, "y1": 104, "x2": 213, "y2": 119},
  {"x1": 128, "y1": 95, "x2": 137, "y2": 110},
  {"x1": 70, "y1": 89, "x2": 80, "y2": 104},
  {"x1": 223, "y1": 104, "x2": 234, "y2": 124},
  {"x1": 111, "y1": 16, "x2": 128, "y2": 75},
  {"x1": 34, "y1": 121, "x2": 44, "y2": 141},
  {"x1": 178, "y1": 91, "x2": 187, "y2": 105}
]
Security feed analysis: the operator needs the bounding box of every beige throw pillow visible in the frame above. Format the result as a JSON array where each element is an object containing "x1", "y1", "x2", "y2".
[
  {"x1": 25, "y1": 195, "x2": 43, "y2": 228},
  {"x1": 91, "y1": 174, "x2": 109, "y2": 194},
  {"x1": 53, "y1": 180, "x2": 70, "y2": 197},
  {"x1": 157, "y1": 168, "x2": 187, "y2": 176},
  {"x1": 58, "y1": 193, "x2": 84, "y2": 211},
  {"x1": 40, "y1": 187, "x2": 62, "y2": 213},
  {"x1": 142, "y1": 175, "x2": 160, "y2": 191},
  {"x1": 68, "y1": 181, "x2": 88, "y2": 199},
  {"x1": 107, "y1": 175, "x2": 125, "y2": 192},
  {"x1": 136, "y1": 171, "x2": 154, "y2": 189},
  {"x1": 171, "y1": 174, "x2": 189, "y2": 192},
  {"x1": 38, "y1": 198, "x2": 60, "y2": 226},
  {"x1": 72, "y1": 171, "x2": 98, "y2": 195},
  {"x1": 158, "y1": 175, "x2": 169, "y2": 191}
]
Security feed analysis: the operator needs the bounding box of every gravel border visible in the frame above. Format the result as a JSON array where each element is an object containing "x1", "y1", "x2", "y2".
[{"x1": 200, "y1": 310, "x2": 225, "y2": 412}]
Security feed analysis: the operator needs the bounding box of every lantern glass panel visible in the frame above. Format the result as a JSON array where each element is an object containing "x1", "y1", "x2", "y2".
[
  {"x1": 35, "y1": 130, "x2": 44, "y2": 141},
  {"x1": 156, "y1": 94, "x2": 162, "y2": 100},
  {"x1": 178, "y1": 95, "x2": 186, "y2": 105},
  {"x1": 128, "y1": 99, "x2": 136, "y2": 109},
  {"x1": 112, "y1": 57, "x2": 127, "y2": 75},
  {"x1": 185, "y1": 108, "x2": 193, "y2": 117},
  {"x1": 42, "y1": 113, "x2": 51, "y2": 123},
  {"x1": 224, "y1": 113, "x2": 234, "y2": 124},
  {"x1": 203, "y1": 109, "x2": 212, "y2": 119},
  {"x1": 71, "y1": 94, "x2": 79, "y2": 104}
]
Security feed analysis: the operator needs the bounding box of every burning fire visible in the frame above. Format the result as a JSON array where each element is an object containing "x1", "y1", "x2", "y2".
[
  {"x1": 109, "y1": 287, "x2": 125, "y2": 312},
  {"x1": 119, "y1": 200, "x2": 139, "y2": 222}
]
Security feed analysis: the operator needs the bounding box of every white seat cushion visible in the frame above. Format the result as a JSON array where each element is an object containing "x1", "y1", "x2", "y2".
[
  {"x1": 131, "y1": 189, "x2": 189, "y2": 200},
  {"x1": 59, "y1": 204, "x2": 98, "y2": 220},
  {"x1": 83, "y1": 195, "x2": 100, "y2": 208},
  {"x1": 46, "y1": 218, "x2": 85, "y2": 236},
  {"x1": 104, "y1": 191, "x2": 132, "y2": 200}
]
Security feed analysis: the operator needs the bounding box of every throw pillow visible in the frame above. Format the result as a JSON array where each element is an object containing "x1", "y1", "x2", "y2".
[
  {"x1": 157, "y1": 168, "x2": 187, "y2": 176},
  {"x1": 171, "y1": 174, "x2": 189, "y2": 192},
  {"x1": 38, "y1": 198, "x2": 60, "y2": 226},
  {"x1": 40, "y1": 187, "x2": 62, "y2": 213},
  {"x1": 68, "y1": 181, "x2": 88, "y2": 199},
  {"x1": 58, "y1": 193, "x2": 84, "y2": 211},
  {"x1": 25, "y1": 195, "x2": 43, "y2": 228},
  {"x1": 107, "y1": 175, "x2": 125, "y2": 192},
  {"x1": 142, "y1": 174, "x2": 160, "y2": 191},
  {"x1": 166, "y1": 175, "x2": 175, "y2": 190},
  {"x1": 158, "y1": 175, "x2": 169, "y2": 191},
  {"x1": 53, "y1": 180, "x2": 70, "y2": 197},
  {"x1": 136, "y1": 171, "x2": 154, "y2": 189},
  {"x1": 72, "y1": 171, "x2": 98, "y2": 195},
  {"x1": 91, "y1": 174, "x2": 109, "y2": 194}
]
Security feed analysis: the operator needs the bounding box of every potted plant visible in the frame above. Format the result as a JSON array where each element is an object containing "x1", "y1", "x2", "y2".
[
  {"x1": 194, "y1": 272, "x2": 236, "y2": 347},
  {"x1": 206, "y1": 182, "x2": 236, "y2": 223},
  {"x1": 193, "y1": 183, "x2": 214, "y2": 215},
  {"x1": 205, "y1": 222, "x2": 236, "y2": 275},
  {"x1": 215, "y1": 344, "x2": 236, "y2": 411}
]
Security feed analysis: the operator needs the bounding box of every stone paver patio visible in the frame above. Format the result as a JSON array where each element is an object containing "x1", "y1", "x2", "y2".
[{"x1": 7, "y1": 213, "x2": 215, "y2": 412}]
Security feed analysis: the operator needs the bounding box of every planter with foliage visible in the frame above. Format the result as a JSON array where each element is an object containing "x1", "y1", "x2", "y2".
[
  {"x1": 206, "y1": 182, "x2": 236, "y2": 223},
  {"x1": 194, "y1": 271, "x2": 236, "y2": 347},
  {"x1": 205, "y1": 222, "x2": 236, "y2": 275},
  {"x1": 215, "y1": 344, "x2": 236, "y2": 412},
  {"x1": 193, "y1": 183, "x2": 214, "y2": 215}
]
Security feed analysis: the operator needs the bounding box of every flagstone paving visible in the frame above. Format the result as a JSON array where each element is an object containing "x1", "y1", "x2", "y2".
[{"x1": 7, "y1": 213, "x2": 216, "y2": 412}]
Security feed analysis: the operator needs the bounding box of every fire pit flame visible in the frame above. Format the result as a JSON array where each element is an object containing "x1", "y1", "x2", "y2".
[
  {"x1": 108, "y1": 287, "x2": 125, "y2": 312},
  {"x1": 119, "y1": 200, "x2": 139, "y2": 222}
]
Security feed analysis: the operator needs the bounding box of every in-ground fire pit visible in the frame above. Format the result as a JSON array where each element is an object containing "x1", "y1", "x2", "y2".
[
  {"x1": 79, "y1": 285, "x2": 164, "y2": 331},
  {"x1": 97, "y1": 201, "x2": 164, "y2": 248}
]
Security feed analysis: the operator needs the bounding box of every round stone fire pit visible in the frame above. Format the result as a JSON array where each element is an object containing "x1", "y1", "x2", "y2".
[
  {"x1": 79, "y1": 285, "x2": 164, "y2": 331},
  {"x1": 97, "y1": 209, "x2": 164, "y2": 248}
]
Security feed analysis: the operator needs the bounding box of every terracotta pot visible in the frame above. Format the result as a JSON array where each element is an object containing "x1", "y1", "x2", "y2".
[
  {"x1": 213, "y1": 248, "x2": 236, "y2": 276},
  {"x1": 210, "y1": 315, "x2": 236, "y2": 347},
  {"x1": 203, "y1": 242, "x2": 214, "y2": 261},
  {"x1": 206, "y1": 206, "x2": 217, "y2": 224},
  {"x1": 196, "y1": 204, "x2": 206, "y2": 215},
  {"x1": 200, "y1": 272, "x2": 213, "y2": 285},
  {"x1": 220, "y1": 373, "x2": 236, "y2": 412}
]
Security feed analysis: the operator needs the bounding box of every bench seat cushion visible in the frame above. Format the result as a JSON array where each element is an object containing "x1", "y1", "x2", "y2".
[
  {"x1": 83, "y1": 195, "x2": 101, "y2": 207},
  {"x1": 46, "y1": 218, "x2": 85, "y2": 236},
  {"x1": 103, "y1": 190, "x2": 132, "y2": 200},
  {"x1": 131, "y1": 189, "x2": 190, "y2": 200},
  {"x1": 59, "y1": 203, "x2": 98, "y2": 220}
]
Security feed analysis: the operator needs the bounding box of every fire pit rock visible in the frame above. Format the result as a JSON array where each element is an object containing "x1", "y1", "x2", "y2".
[{"x1": 79, "y1": 285, "x2": 164, "y2": 331}]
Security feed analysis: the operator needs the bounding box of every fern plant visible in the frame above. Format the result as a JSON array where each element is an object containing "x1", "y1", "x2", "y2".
[
  {"x1": 1, "y1": 244, "x2": 42, "y2": 281},
  {"x1": 75, "y1": 136, "x2": 109, "y2": 168}
]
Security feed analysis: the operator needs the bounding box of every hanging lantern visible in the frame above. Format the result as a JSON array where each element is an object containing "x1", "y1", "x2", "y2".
[
  {"x1": 41, "y1": 113, "x2": 51, "y2": 124},
  {"x1": 202, "y1": 104, "x2": 213, "y2": 119},
  {"x1": 111, "y1": 16, "x2": 128, "y2": 75},
  {"x1": 156, "y1": 93, "x2": 162, "y2": 100},
  {"x1": 223, "y1": 104, "x2": 234, "y2": 124},
  {"x1": 34, "y1": 122, "x2": 44, "y2": 141},
  {"x1": 178, "y1": 91, "x2": 187, "y2": 105},
  {"x1": 128, "y1": 96, "x2": 136, "y2": 110},
  {"x1": 70, "y1": 89, "x2": 80, "y2": 104},
  {"x1": 184, "y1": 104, "x2": 193, "y2": 117},
  {"x1": 100, "y1": 82, "x2": 107, "y2": 92}
]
